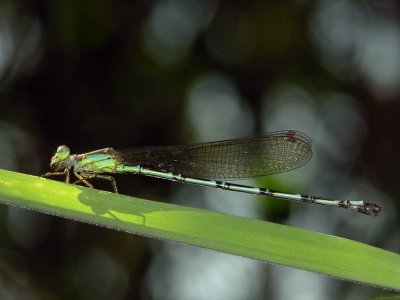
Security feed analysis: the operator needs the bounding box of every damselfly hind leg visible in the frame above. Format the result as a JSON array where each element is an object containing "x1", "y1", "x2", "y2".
[
  {"x1": 95, "y1": 175, "x2": 118, "y2": 193},
  {"x1": 73, "y1": 173, "x2": 118, "y2": 193}
]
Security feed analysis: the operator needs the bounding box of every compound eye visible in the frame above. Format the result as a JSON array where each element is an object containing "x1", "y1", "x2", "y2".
[{"x1": 56, "y1": 145, "x2": 70, "y2": 160}]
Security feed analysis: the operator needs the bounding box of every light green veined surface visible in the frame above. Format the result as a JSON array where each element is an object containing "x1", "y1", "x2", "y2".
[{"x1": 0, "y1": 168, "x2": 399, "y2": 291}]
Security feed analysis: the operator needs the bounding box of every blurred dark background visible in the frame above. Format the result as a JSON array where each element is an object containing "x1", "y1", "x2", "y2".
[{"x1": 0, "y1": 0, "x2": 399, "y2": 299}]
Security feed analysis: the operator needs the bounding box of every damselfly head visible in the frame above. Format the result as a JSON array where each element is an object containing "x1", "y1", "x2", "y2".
[{"x1": 50, "y1": 145, "x2": 70, "y2": 170}]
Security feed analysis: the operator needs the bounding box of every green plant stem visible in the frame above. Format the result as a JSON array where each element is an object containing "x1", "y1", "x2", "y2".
[{"x1": 0, "y1": 169, "x2": 399, "y2": 290}]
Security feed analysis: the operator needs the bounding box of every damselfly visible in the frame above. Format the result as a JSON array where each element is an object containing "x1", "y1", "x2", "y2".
[{"x1": 42, "y1": 130, "x2": 381, "y2": 216}]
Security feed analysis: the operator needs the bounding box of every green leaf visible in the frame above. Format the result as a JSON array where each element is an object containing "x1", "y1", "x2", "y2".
[{"x1": 0, "y1": 169, "x2": 399, "y2": 291}]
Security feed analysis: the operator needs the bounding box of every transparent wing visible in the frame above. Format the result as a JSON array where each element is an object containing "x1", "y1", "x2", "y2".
[{"x1": 115, "y1": 130, "x2": 312, "y2": 180}]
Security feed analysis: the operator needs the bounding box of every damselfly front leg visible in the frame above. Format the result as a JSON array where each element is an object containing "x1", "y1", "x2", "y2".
[{"x1": 41, "y1": 169, "x2": 71, "y2": 183}]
